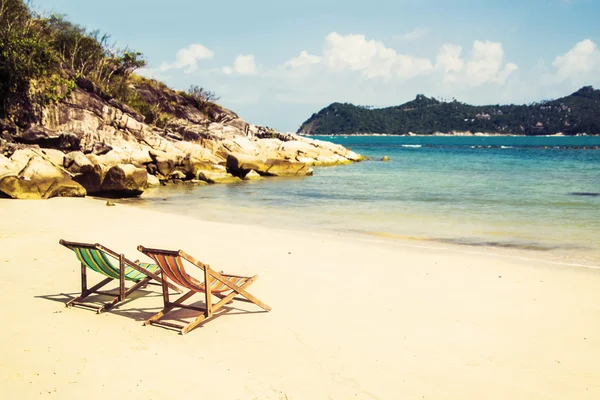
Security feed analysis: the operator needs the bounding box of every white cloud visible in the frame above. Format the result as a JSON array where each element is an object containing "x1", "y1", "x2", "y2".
[
  {"x1": 159, "y1": 44, "x2": 214, "y2": 74},
  {"x1": 284, "y1": 51, "x2": 321, "y2": 69},
  {"x1": 393, "y1": 27, "x2": 429, "y2": 42},
  {"x1": 552, "y1": 39, "x2": 600, "y2": 82},
  {"x1": 322, "y1": 32, "x2": 433, "y2": 80},
  {"x1": 435, "y1": 44, "x2": 464, "y2": 83},
  {"x1": 434, "y1": 40, "x2": 518, "y2": 86},
  {"x1": 222, "y1": 54, "x2": 258, "y2": 75},
  {"x1": 465, "y1": 41, "x2": 517, "y2": 85}
]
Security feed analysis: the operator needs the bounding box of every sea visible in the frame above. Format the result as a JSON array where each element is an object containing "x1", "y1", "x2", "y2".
[{"x1": 124, "y1": 135, "x2": 600, "y2": 267}]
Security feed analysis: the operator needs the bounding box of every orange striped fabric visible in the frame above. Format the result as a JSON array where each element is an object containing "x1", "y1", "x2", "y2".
[{"x1": 147, "y1": 253, "x2": 248, "y2": 293}]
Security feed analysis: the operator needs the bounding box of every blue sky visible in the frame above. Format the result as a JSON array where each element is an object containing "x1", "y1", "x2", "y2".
[{"x1": 35, "y1": 0, "x2": 600, "y2": 132}]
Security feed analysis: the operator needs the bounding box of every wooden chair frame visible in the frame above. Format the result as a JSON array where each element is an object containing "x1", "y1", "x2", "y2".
[
  {"x1": 137, "y1": 245, "x2": 271, "y2": 334},
  {"x1": 60, "y1": 239, "x2": 181, "y2": 313}
]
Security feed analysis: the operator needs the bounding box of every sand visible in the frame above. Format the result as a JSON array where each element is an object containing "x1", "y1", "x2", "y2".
[{"x1": 1, "y1": 197, "x2": 599, "y2": 399}]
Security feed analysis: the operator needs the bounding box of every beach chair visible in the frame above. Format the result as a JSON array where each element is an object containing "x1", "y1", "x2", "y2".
[
  {"x1": 60, "y1": 239, "x2": 181, "y2": 313},
  {"x1": 137, "y1": 245, "x2": 271, "y2": 334}
]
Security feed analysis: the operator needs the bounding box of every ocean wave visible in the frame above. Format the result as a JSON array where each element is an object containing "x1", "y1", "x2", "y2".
[{"x1": 401, "y1": 144, "x2": 422, "y2": 148}]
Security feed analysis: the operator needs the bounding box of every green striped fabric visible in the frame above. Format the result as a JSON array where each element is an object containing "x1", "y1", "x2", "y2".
[{"x1": 73, "y1": 247, "x2": 159, "y2": 281}]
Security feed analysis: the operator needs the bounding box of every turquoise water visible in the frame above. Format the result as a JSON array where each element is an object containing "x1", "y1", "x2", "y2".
[{"x1": 127, "y1": 135, "x2": 600, "y2": 266}]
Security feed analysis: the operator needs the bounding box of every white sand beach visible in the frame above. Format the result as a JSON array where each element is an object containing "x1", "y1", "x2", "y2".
[{"x1": 1, "y1": 197, "x2": 599, "y2": 399}]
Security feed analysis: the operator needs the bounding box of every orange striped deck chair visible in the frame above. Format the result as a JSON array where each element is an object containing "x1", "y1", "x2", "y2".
[
  {"x1": 137, "y1": 245, "x2": 271, "y2": 334},
  {"x1": 60, "y1": 240, "x2": 181, "y2": 313}
]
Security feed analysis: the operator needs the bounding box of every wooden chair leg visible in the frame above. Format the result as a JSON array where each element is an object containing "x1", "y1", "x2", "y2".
[
  {"x1": 144, "y1": 289, "x2": 196, "y2": 326},
  {"x1": 209, "y1": 272, "x2": 271, "y2": 312},
  {"x1": 66, "y1": 277, "x2": 113, "y2": 308},
  {"x1": 179, "y1": 277, "x2": 265, "y2": 334},
  {"x1": 97, "y1": 277, "x2": 153, "y2": 313}
]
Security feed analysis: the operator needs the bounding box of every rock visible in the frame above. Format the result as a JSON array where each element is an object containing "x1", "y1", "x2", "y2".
[
  {"x1": 262, "y1": 159, "x2": 313, "y2": 176},
  {"x1": 226, "y1": 153, "x2": 313, "y2": 177},
  {"x1": 168, "y1": 170, "x2": 186, "y2": 180},
  {"x1": 0, "y1": 156, "x2": 86, "y2": 199},
  {"x1": 278, "y1": 140, "x2": 323, "y2": 159},
  {"x1": 188, "y1": 160, "x2": 226, "y2": 180},
  {"x1": 73, "y1": 164, "x2": 107, "y2": 194},
  {"x1": 0, "y1": 175, "x2": 86, "y2": 199},
  {"x1": 243, "y1": 170, "x2": 262, "y2": 180},
  {"x1": 196, "y1": 170, "x2": 242, "y2": 184},
  {"x1": 296, "y1": 156, "x2": 316, "y2": 165},
  {"x1": 64, "y1": 151, "x2": 93, "y2": 173},
  {"x1": 149, "y1": 150, "x2": 183, "y2": 177},
  {"x1": 381, "y1": 156, "x2": 390, "y2": 162},
  {"x1": 188, "y1": 180, "x2": 209, "y2": 186},
  {"x1": 100, "y1": 164, "x2": 148, "y2": 196},
  {"x1": 38, "y1": 148, "x2": 65, "y2": 167},
  {"x1": 48, "y1": 179, "x2": 87, "y2": 198},
  {"x1": 226, "y1": 153, "x2": 270, "y2": 176},
  {"x1": 313, "y1": 155, "x2": 351, "y2": 166},
  {"x1": 129, "y1": 149, "x2": 153, "y2": 167},
  {"x1": 147, "y1": 173, "x2": 160, "y2": 187},
  {"x1": 9, "y1": 149, "x2": 42, "y2": 171},
  {"x1": 0, "y1": 154, "x2": 15, "y2": 176}
]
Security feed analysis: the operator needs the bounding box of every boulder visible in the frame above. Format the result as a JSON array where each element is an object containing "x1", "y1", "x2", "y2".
[
  {"x1": 196, "y1": 170, "x2": 242, "y2": 184},
  {"x1": 38, "y1": 148, "x2": 65, "y2": 167},
  {"x1": 129, "y1": 149, "x2": 153, "y2": 167},
  {"x1": 149, "y1": 150, "x2": 184, "y2": 176},
  {"x1": 0, "y1": 156, "x2": 86, "y2": 199},
  {"x1": 0, "y1": 154, "x2": 15, "y2": 176},
  {"x1": 188, "y1": 160, "x2": 227, "y2": 180},
  {"x1": 73, "y1": 164, "x2": 107, "y2": 194},
  {"x1": 9, "y1": 148, "x2": 41, "y2": 171},
  {"x1": 147, "y1": 173, "x2": 160, "y2": 187},
  {"x1": 226, "y1": 153, "x2": 270, "y2": 176},
  {"x1": 381, "y1": 156, "x2": 390, "y2": 162},
  {"x1": 264, "y1": 159, "x2": 314, "y2": 176},
  {"x1": 168, "y1": 170, "x2": 186, "y2": 180},
  {"x1": 64, "y1": 151, "x2": 93, "y2": 173},
  {"x1": 243, "y1": 170, "x2": 262, "y2": 180},
  {"x1": 100, "y1": 164, "x2": 147, "y2": 196},
  {"x1": 226, "y1": 153, "x2": 313, "y2": 177}
]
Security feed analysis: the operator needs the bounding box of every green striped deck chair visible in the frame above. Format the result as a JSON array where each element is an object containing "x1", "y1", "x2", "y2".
[
  {"x1": 60, "y1": 240, "x2": 181, "y2": 313},
  {"x1": 137, "y1": 245, "x2": 271, "y2": 334}
]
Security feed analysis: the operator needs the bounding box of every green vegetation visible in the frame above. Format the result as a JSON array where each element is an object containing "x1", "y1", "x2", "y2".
[
  {"x1": 298, "y1": 87, "x2": 600, "y2": 136},
  {"x1": 180, "y1": 85, "x2": 220, "y2": 113},
  {"x1": 0, "y1": 0, "x2": 219, "y2": 128}
]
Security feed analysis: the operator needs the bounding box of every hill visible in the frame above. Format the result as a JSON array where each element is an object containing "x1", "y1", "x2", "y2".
[
  {"x1": 298, "y1": 87, "x2": 600, "y2": 136},
  {"x1": 0, "y1": 0, "x2": 361, "y2": 199}
]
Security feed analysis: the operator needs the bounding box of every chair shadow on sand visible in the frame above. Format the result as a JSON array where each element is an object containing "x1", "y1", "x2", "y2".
[{"x1": 36, "y1": 289, "x2": 263, "y2": 326}]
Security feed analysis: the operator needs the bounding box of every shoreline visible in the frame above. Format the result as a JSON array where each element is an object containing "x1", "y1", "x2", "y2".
[
  {"x1": 304, "y1": 132, "x2": 593, "y2": 137},
  {"x1": 2, "y1": 197, "x2": 600, "y2": 399},
  {"x1": 120, "y1": 190, "x2": 600, "y2": 270}
]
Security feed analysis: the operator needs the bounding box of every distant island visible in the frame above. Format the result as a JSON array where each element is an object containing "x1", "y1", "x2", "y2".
[{"x1": 298, "y1": 86, "x2": 600, "y2": 136}]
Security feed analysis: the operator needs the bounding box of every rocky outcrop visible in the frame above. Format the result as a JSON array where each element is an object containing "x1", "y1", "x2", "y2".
[
  {"x1": 0, "y1": 150, "x2": 86, "y2": 199},
  {"x1": 0, "y1": 78, "x2": 363, "y2": 199}
]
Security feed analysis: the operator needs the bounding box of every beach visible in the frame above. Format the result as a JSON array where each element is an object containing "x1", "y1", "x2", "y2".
[{"x1": 1, "y1": 197, "x2": 599, "y2": 399}]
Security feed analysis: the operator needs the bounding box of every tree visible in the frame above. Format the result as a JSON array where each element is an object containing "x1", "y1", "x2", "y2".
[
  {"x1": 0, "y1": 0, "x2": 59, "y2": 122},
  {"x1": 185, "y1": 85, "x2": 220, "y2": 111}
]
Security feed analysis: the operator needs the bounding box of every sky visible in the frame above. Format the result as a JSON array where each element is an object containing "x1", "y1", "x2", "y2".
[{"x1": 34, "y1": 0, "x2": 600, "y2": 132}]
